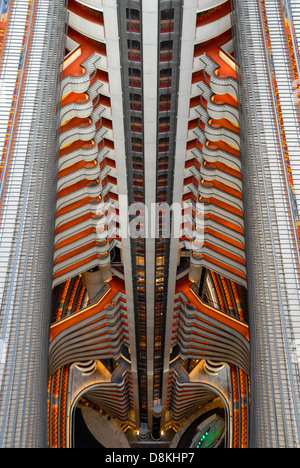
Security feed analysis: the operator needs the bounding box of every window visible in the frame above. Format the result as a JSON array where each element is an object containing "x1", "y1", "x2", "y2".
[
  {"x1": 132, "y1": 136, "x2": 142, "y2": 152},
  {"x1": 158, "y1": 156, "x2": 169, "y2": 171},
  {"x1": 160, "y1": 40, "x2": 173, "y2": 62},
  {"x1": 159, "y1": 116, "x2": 170, "y2": 132},
  {"x1": 159, "y1": 93, "x2": 171, "y2": 111},
  {"x1": 132, "y1": 155, "x2": 143, "y2": 171},
  {"x1": 133, "y1": 173, "x2": 143, "y2": 187},
  {"x1": 156, "y1": 256, "x2": 165, "y2": 265},
  {"x1": 129, "y1": 68, "x2": 141, "y2": 88},
  {"x1": 129, "y1": 68, "x2": 141, "y2": 76},
  {"x1": 126, "y1": 8, "x2": 140, "y2": 33},
  {"x1": 126, "y1": 8, "x2": 140, "y2": 20},
  {"x1": 159, "y1": 68, "x2": 172, "y2": 88},
  {"x1": 133, "y1": 189, "x2": 143, "y2": 202},
  {"x1": 158, "y1": 174, "x2": 168, "y2": 187},
  {"x1": 157, "y1": 191, "x2": 168, "y2": 202},
  {"x1": 128, "y1": 40, "x2": 141, "y2": 62},
  {"x1": 131, "y1": 116, "x2": 142, "y2": 132},
  {"x1": 161, "y1": 8, "x2": 174, "y2": 21},
  {"x1": 161, "y1": 8, "x2": 175, "y2": 33},
  {"x1": 158, "y1": 137, "x2": 169, "y2": 152},
  {"x1": 130, "y1": 93, "x2": 142, "y2": 111}
]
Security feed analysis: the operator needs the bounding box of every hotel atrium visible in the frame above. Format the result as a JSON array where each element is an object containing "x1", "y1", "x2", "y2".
[{"x1": 0, "y1": 0, "x2": 300, "y2": 449}]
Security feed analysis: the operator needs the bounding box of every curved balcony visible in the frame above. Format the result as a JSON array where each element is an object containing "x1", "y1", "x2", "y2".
[
  {"x1": 192, "y1": 239, "x2": 246, "y2": 271},
  {"x1": 54, "y1": 235, "x2": 110, "y2": 265},
  {"x1": 54, "y1": 242, "x2": 111, "y2": 273},
  {"x1": 60, "y1": 80, "x2": 103, "y2": 124},
  {"x1": 48, "y1": 359, "x2": 134, "y2": 448},
  {"x1": 196, "y1": 54, "x2": 238, "y2": 98},
  {"x1": 196, "y1": 183, "x2": 243, "y2": 212},
  {"x1": 57, "y1": 163, "x2": 101, "y2": 193},
  {"x1": 54, "y1": 207, "x2": 116, "y2": 247},
  {"x1": 197, "y1": 0, "x2": 229, "y2": 13},
  {"x1": 190, "y1": 153, "x2": 242, "y2": 193},
  {"x1": 49, "y1": 316, "x2": 124, "y2": 375},
  {"x1": 56, "y1": 178, "x2": 104, "y2": 211},
  {"x1": 197, "y1": 80, "x2": 239, "y2": 126},
  {"x1": 195, "y1": 200, "x2": 244, "y2": 232},
  {"x1": 191, "y1": 248, "x2": 247, "y2": 287},
  {"x1": 57, "y1": 145, "x2": 111, "y2": 192},
  {"x1": 53, "y1": 242, "x2": 115, "y2": 283},
  {"x1": 203, "y1": 233, "x2": 245, "y2": 262},
  {"x1": 68, "y1": 4, "x2": 105, "y2": 43},
  {"x1": 53, "y1": 254, "x2": 112, "y2": 289},
  {"x1": 75, "y1": 0, "x2": 103, "y2": 11},
  {"x1": 195, "y1": 144, "x2": 241, "y2": 172},
  {"x1": 83, "y1": 381, "x2": 131, "y2": 422},
  {"x1": 61, "y1": 52, "x2": 103, "y2": 97},
  {"x1": 171, "y1": 380, "x2": 217, "y2": 423},
  {"x1": 173, "y1": 284, "x2": 249, "y2": 372},
  {"x1": 59, "y1": 140, "x2": 109, "y2": 172},
  {"x1": 203, "y1": 217, "x2": 245, "y2": 248},
  {"x1": 55, "y1": 200, "x2": 107, "y2": 232},
  {"x1": 59, "y1": 105, "x2": 106, "y2": 149},
  {"x1": 49, "y1": 280, "x2": 127, "y2": 375},
  {"x1": 195, "y1": 12, "x2": 232, "y2": 45},
  {"x1": 194, "y1": 109, "x2": 240, "y2": 150},
  {"x1": 54, "y1": 217, "x2": 101, "y2": 249}
]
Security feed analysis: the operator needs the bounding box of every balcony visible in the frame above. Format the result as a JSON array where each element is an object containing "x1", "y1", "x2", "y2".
[
  {"x1": 195, "y1": 11, "x2": 232, "y2": 45},
  {"x1": 68, "y1": 8, "x2": 105, "y2": 43},
  {"x1": 197, "y1": 0, "x2": 228, "y2": 13}
]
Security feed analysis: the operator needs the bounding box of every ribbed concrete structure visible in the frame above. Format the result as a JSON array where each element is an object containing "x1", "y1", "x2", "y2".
[
  {"x1": 0, "y1": 0, "x2": 67, "y2": 447},
  {"x1": 232, "y1": 0, "x2": 300, "y2": 448}
]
